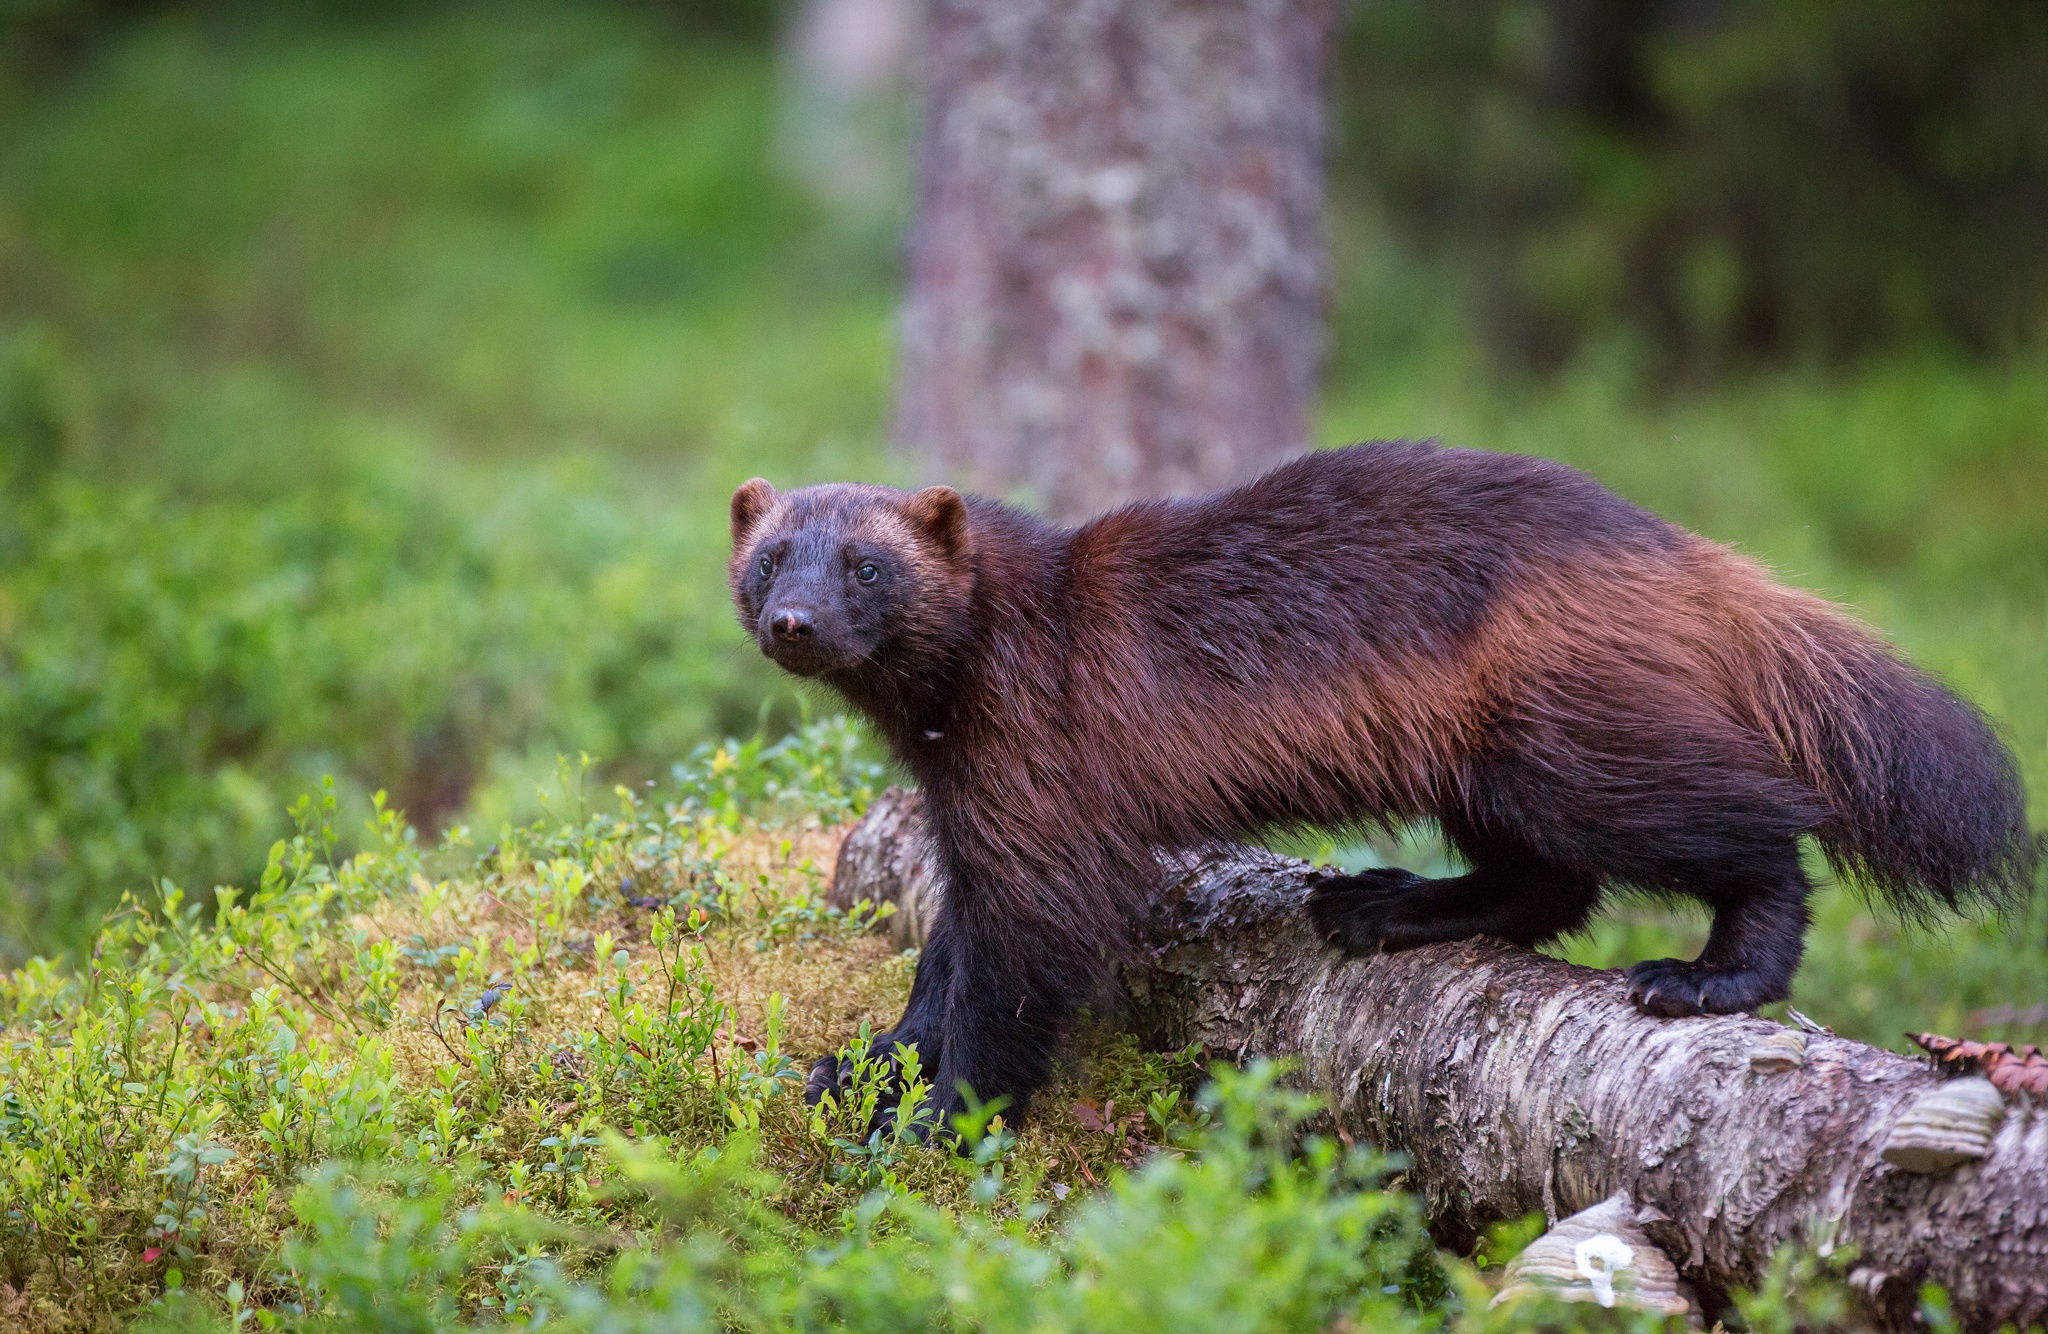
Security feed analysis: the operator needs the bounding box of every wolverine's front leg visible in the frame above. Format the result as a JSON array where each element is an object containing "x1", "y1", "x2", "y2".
[
  {"x1": 923, "y1": 907, "x2": 1074, "y2": 1129},
  {"x1": 804, "y1": 894, "x2": 1077, "y2": 1135},
  {"x1": 804, "y1": 912, "x2": 958, "y2": 1109}
]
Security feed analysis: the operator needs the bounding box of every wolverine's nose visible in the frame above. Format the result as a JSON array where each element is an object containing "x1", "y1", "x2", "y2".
[{"x1": 770, "y1": 608, "x2": 815, "y2": 641}]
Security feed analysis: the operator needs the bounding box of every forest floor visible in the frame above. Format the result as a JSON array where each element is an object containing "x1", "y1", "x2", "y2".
[{"x1": 2, "y1": 727, "x2": 1892, "y2": 1331}]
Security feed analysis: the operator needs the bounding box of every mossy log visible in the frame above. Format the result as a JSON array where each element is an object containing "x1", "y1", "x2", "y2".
[{"x1": 829, "y1": 788, "x2": 2048, "y2": 1333}]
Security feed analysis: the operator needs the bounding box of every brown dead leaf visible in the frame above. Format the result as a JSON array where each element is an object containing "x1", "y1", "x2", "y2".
[{"x1": 1912, "y1": 1032, "x2": 2048, "y2": 1097}]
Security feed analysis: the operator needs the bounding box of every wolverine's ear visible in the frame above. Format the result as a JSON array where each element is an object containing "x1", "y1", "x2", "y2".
[
  {"x1": 902, "y1": 485, "x2": 970, "y2": 564},
  {"x1": 730, "y1": 478, "x2": 779, "y2": 546}
]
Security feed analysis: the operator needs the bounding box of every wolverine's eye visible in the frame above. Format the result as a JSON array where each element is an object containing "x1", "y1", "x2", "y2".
[
  {"x1": 856, "y1": 562, "x2": 880, "y2": 585},
  {"x1": 757, "y1": 555, "x2": 773, "y2": 578}
]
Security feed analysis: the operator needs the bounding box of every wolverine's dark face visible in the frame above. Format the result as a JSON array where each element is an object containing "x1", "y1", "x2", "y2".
[{"x1": 728, "y1": 479, "x2": 972, "y2": 679}]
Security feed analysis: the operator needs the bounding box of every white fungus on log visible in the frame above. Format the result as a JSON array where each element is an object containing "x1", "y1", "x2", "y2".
[
  {"x1": 1747, "y1": 1028, "x2": 1808, "y2": 1073},
  {"x1": 1491, "y1": 1193, "x2": 1695, "y2": 1318},
  {"x1": 1879, "y1": 1076, "x2": 2006, "y2": 1174}
]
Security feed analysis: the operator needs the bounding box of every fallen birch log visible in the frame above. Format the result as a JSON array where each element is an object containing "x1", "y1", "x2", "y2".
[{"x1": 828, "y1": 788, "x2": 2048, "y2": 1332}]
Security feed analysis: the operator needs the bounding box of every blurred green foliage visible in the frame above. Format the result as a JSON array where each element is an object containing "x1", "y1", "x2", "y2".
[
  {"x1": 666, "y1": 715, "x2": 888, "y2": 826},
  {"x1": 1340, "y1": 0, "x2": 2048, "y2": 373},
  {"x1": 0, "y1": 450, "x2": 770, "y2": 955},
  {"x1": 0, "y1": 0, "x2": 782, "y2": 75},
  {"x1": 0, "y1": 3, "x2": 895, "y2": 955}
]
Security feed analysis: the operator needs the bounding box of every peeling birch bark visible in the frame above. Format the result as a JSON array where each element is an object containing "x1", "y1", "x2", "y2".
[{"x1": 829, "y1": 789, "x2": 2048, "y2": 1333}]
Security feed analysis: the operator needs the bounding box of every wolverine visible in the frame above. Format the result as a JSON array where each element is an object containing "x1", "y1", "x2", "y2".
[{"x1": 728, "y1": 441, "x2": 2034, "y2": 1125}]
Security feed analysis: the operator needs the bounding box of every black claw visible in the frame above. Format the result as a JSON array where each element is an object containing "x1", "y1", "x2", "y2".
[
  {"x1": 803, "y1": 1052, "x2": 843, "y2": 1106},
  {"x1": 1624, "y1": 957, "x2": 1773, "y2": 1018},
  {"x1": 804, "y1": 1031, "x2": 935, "y2": 1120}
]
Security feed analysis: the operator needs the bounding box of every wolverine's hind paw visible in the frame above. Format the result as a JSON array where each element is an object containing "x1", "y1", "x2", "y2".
[
  {"x1": 1305, "y1": 868, "x2": 1429, "y2": 955},
  {"x1": 1624, "y1": 958, "x2": 1782, "y2": 1018}
]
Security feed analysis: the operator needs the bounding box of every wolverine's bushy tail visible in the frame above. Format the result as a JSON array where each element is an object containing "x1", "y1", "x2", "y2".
[{"x1": 1744, "y1": 591, "x2": 2036, "y2": 916}]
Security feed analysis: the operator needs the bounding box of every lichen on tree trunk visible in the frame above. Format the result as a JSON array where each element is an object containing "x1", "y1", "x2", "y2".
[
  {"x1": 895, "y1": 0, "x2": 1337, "y2": 521},
  {"x1": 830, "y1": 788, "x2": 2048, "y2": 1333}
]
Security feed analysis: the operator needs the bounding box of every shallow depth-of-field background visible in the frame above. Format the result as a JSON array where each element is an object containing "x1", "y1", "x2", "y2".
[{"x1": 1, "y1": 3, "x2": 2045, "y2": 1327}]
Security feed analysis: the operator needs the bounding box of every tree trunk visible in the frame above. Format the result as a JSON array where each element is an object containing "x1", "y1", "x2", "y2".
[
  {"x1": 830, "y1": 789, "x2": 2048, "y2": 1333},
  {"x1": 895, "y1": 0, "x2": 1336, "y2": 521}
]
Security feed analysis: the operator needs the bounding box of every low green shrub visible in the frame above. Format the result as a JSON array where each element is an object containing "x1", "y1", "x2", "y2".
[
  {"x1": 0, "y1": 3, "x2": 899, "y2": 958},
  {"x1": 0, "y1": 726, "x2": 1454, "y2": 1333},
  {"x1": 0, "y1": 451, "x2": 787, "y2": 957},
  {"x1": 0, "y1": 724, "x2": 1927, "y2": 1333},
  {"x1": 217, "y1": 1064, "x2": 1440, "y2": 1334}
]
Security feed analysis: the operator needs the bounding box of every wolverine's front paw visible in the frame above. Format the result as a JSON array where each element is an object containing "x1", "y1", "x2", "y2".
[
  {"x1": 803, "y1": 1045, "x2": 897, "y2": 1108},
  {"x1": 1306, "y1": 868, "x2": 1428, "y2": 955},
  {"x1": 1624, "y1": 958, "x2": 1781, "y2": 1017},
  {"x1": 803, "y1": 1037, "x2": 957, "y2": 1143},
  {"x1": 804, "y1": 1051, "x2": 853, "y2": 1107},
  {"x1": 802, "y1": 1030, "x2": 931, "y2": 1110}
]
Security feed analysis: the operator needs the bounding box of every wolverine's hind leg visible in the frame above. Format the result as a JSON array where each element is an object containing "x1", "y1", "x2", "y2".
[
  {"x1": 1625, "y1": 841, "x2": 1810, "y2": 1017},
  {"x1": 1306, "y1": 832, "x2": 1600, "y2": 955}
]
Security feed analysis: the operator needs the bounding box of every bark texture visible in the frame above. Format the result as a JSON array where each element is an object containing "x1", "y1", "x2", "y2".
[
  {"x1": 830, "y1": 789, "x2": 2048, "y2": 1333},
  {"x1": 896, "y1": 0, "x2": 1337, "y2": 521}
]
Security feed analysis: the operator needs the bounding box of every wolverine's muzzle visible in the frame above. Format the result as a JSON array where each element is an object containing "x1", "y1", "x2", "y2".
[{"x1": 758, "y1": 602, "x2": 838, "y2": 676}]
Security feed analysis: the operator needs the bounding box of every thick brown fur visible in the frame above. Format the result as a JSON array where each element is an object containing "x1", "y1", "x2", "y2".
[{"x1": 729, "y1": 442, "x2": 2035, "y2": 1124}]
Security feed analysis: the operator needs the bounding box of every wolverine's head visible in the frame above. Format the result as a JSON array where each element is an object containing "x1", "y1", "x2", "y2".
[{"x1": 728, "y1": 478, "x2": 974, "y2": 679}]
